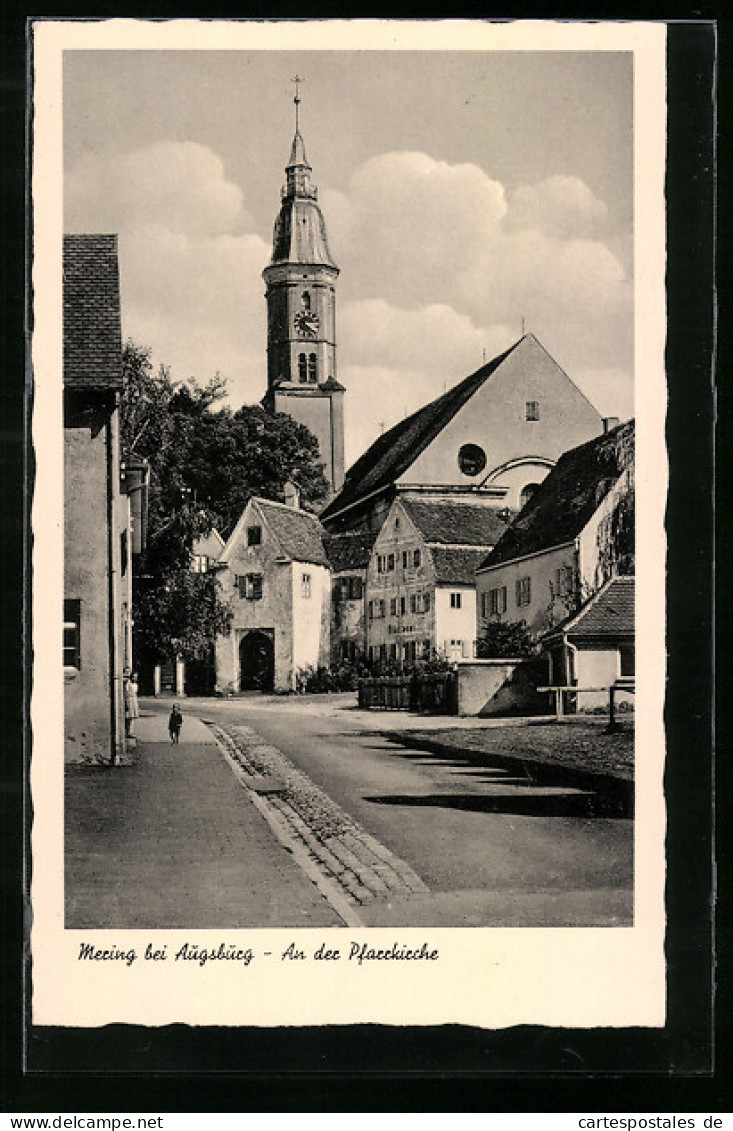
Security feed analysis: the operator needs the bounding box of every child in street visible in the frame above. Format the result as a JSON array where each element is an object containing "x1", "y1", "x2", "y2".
[{"x1": 168, "y1": 704, "x2": 183, "y2": 744}]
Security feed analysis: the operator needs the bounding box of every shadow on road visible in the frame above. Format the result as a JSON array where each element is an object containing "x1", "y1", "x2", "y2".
[{"x1": 364, "y1": 789, "x2": 632, "y2": 819}]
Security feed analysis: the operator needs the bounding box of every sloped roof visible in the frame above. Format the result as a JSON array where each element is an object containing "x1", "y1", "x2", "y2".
[
  {"x1": 546, "y1": 576, "x2": 634, "y2": 641},
  {"x1": 63, "y1": 234, "x2": 123, "y2": 389},
  {"x1": 401, "y1": 497, "x2": 512, "y2": 546},
  {"x1": 431, "y1": 547, "x2": 489, "y2": 585},
  {"x1": 479, "y1": 419, "x2": 635, "y2": 570},
  {"x1": 324, "y1": 531, "x2": 376, "y2": 572},
  {"x1": 257, "y1": 499, "x2": 329, "y2": 567},
  {"x1": 321, "y1": 337, "x2": 524, "y2": 520}
]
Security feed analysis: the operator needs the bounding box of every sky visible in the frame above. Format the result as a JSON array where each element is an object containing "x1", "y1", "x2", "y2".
[{"x1": 64, "y1": 47, "x2": 634, "y2": 467}]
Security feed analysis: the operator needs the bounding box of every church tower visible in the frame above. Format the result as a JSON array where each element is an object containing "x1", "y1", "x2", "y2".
[{"x1": 262, "y1": 80, "x2": 345, "y2": 498}]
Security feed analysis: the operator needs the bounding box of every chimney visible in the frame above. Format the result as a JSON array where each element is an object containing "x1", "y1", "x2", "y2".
[
  {"x1": 602, "y1": 416, "x2": 620, "y2": 434},
  {"x1": 284, "y1": 480, "x2": 301, "y2": 509}
]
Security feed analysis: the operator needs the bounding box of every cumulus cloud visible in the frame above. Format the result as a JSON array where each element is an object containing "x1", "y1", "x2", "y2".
[
  {"x1": 65, "y1": 140, "x2": 633, "y2": 466},
  {"x1": 505, "y1": 175, "x2": 608, "y2": 239},
  {"x1": 66, "y1": 140, "x2": 251, "y2": 237},
  {"x1": 66, "y1": 141, "x2": 269, "y2": 405}
]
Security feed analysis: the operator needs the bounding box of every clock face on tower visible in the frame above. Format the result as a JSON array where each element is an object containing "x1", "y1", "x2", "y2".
[{"x1": 294, "y1": 310, "x2": 320, "y2": 338}]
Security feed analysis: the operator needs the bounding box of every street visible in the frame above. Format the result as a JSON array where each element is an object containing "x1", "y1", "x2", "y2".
[{"x1": 126, "y1": 693, "x2": 634, "y2": 928}]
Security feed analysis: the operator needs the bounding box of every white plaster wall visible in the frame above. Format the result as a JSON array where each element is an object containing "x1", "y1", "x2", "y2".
[
  {"x1": 292, "y1": 562, "x2": 331, "y2": 680},
  {"x1": 399, "y1": 336, "x2": 602, "y2": 491},
  {"x1": 435, "y1": 586, "x2": 476, "y2": 659},
  {"x1": 476, "y1": 543, "x2": 577, "y2": 641}
]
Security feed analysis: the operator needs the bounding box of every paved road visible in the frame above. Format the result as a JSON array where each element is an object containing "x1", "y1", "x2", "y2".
[
  {"x1": 179, "y1": 695, "x2": 634, "y2": 927},
  {"x1": 65, "y1": 710, "x2": 342, "y2": 929}
]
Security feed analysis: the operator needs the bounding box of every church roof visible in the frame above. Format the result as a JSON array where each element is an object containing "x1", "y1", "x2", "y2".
[
  {"x1": 479, "y1": 419, "x2": 635, "y2": 570},
  {"x1": 430, "y1": 547, "x2": 490, "y2": 586},
  {"x1": 63, "y1": 234, "x2": 123, "y2": 389},
  {"x1": 321, "y1": 337, "x2": 525, "y2": 520},
  {"x1": 256, "y1": 499, "x2": 330, "y2": 566},
  {"x1": 324, "y1": 531, "x2": 376, "y2": 572},
  {"x1": 269, "y1": 196, "x2": 338, "y2": 269},
  {"x1": 400, "y1": 497, "x2": 512, "y2": 547},
  {"x1": 544, "y1": 575, "x2": 635, "y2": 641}
]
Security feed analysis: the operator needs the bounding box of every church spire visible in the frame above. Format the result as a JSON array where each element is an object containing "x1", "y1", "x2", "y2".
[
  {"x1": 285, "y1": 75, "x2": 315, "y2": 199},
  {"x1": 262, "y1": 81, "x2": 345, "y2": 498}
]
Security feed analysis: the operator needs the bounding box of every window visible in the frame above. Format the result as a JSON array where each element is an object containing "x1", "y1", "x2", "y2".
[
  {"x1": 63, "y1": 599, "x2": 81, "y2": 669},
  {"x1": 308, "y1": 353, "x2": 318, "y2": 383},
  {"x1": 400, "y1": 596, "x2": 406, "y2": 616},
  {"x1": 390, "y1": 597, "x2": 397, "y2": 616},
  {"x1": 298, "y1": 353, "x2": 307, "y2": 383},
  {"x1": 410, "y1": 594, "x2": 418, "y2": 614},
  {"x1": 387, "y1": 553, "x2": 395, "y2": 572},
  {"x1": 458, "y1": 443, "x2": 487, "y2": 476},
  {"x1": 619, "y1": 645, "x2": 635, "y2": 677},
  {"x1": 120, "y1": 530, "x2": 128, "y2": 577},
  {"x1": 192, "y1": 554, "x2": 208, "y2": 574},
  {"x1": 526, "y1": 401, "x2": 540, "y2": 421},
  {"x1": 379, "y1": 600, "x2": 386, "y2": 618},
  {"x1": 247, "y1": 525, "x2": 262, "y2": 546},
  {"x1": 368, "y1": 600, "x2": 374, "y2": 620},
  {"x1": 237, "y1": 573, "x2": 263, "y2": 600},
  {"x1": 489, "y1": 586, "x2": 508, "y2": 615},
  {"x1": 341, "y1": 640, "x2": 357, "y2": 663},
  {"x1": 450, "y1": 592, "x2": 462, "y2": 609},
  {"x1": 389, "y1": 643, "x2": 398, "y2": 661},
  {"x1": 302, "y1": 291, "x2": 311, "y2": 311},
  {"x1": 423, "y1": 593, "x2": 431, "y2": 613},
  {"x1": 377, "y1": 554, "x2": 385, "y2": 574},
  {"x1": 480, "y1": 592, "x2": 488, "y2": 618},
  {"x1": 515, "y1": 577, "x2": 531, "y2": 607},
  {"x1": 554, "y1": 566, "x2": 574, "y2": 598},
  {"x1": 301, "y1": 573, "x2": 311, "y2": 598},
  {"x1": 402, "y1": 551, "x2": 408, "y2": 570},
  {"x1": 339, "y1": 576, "x2": 362, "y2": 601},
  {"x1": 413, "y1": 549, "x2": 421, "y2": 568}
]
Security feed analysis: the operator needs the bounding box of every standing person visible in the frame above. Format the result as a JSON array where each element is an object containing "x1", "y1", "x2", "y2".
[
  {"x1": 168, "y1": 703, "x2": 183, "y2": 744},
  {"x1": 123, "y1": 669, "x2": 140, "y2": 739}
]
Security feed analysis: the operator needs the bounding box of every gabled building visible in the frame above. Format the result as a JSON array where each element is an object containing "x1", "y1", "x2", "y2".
[
  {"x1": 324, "y1": 530, "x2": 375, "y2": 665},
  {"x1": 476, "y1": 419, "x2": 634, "y2": 643},
  {"x1": 542, "y1": 576, "x2": 635, "y2": 709},
  {"x1": 366, "y1": 496, "x2": 512, "y2": 665},
  {"x1": 63, "y1": 234, "x2": 134, "y2": 764},
  {"x1": 321, "y1": 333, "x2": 606, "y2": 537},
  {"x1": 215, "y1": 497, "x2": 331, "y2": 693}
]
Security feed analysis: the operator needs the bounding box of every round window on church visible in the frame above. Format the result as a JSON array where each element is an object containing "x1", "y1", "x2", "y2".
[{"x1": 458, "y1": 443, "x2": 487, "y2": 477}]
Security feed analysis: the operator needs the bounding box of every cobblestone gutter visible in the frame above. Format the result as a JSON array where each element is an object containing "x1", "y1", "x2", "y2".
[{"x1": 206, "y1": 721, "x2": 428, "y2": 920}]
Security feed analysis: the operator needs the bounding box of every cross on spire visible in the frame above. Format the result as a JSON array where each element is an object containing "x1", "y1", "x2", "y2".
[{"x1": 291, "y1": 74, "x2": 304, "y2": 131}]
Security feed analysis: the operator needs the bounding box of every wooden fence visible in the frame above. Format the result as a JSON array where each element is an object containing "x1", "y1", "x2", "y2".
[{"x1": 357, "y1": 672, "x2": 458, "y2": 714}]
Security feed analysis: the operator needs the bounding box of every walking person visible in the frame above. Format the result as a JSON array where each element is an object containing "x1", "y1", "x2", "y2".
[{"x1": 168, "y1": 703, "x2": 183, "y2": 744}]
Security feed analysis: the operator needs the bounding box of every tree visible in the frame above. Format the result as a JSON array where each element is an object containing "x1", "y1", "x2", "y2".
[
  {"x1": 476, "y1": 620, "x2": 536, "y2": 658},
  {"x1": 121, "y1": 340, "x2": 329, "y2": 666}
]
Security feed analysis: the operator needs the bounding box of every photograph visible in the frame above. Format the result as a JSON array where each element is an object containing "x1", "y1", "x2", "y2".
[{"x1": 30, "y1": 18, "x2": 669, "y2": 1033}]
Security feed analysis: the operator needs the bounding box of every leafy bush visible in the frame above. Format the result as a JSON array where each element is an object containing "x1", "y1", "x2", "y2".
[{"x1": 476, "y1": 620, "x2": 536, "y2": 659}]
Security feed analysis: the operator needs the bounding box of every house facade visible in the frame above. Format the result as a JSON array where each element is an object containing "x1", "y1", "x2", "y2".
[
  {"x1": 324, "y1": 531, "x2": 374, "y2": 665},
  {"x1": 63, "y1": 234, "x2": 135, "y2": 764},
  {"x1": 542, "y1": 576, "x2": 635, "y2": 709},
  {"x1": 476, "y1": 419, "x2": 635, "y2": 643},
  {"x1": 215, "y1": 497, "x2": 330, "y2": 693},
  {"x1": 365, "y1": 496, "x2": 510, "y2": 665}
]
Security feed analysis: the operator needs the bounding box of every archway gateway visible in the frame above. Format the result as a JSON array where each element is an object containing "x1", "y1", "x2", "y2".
[{"x1": 239, "y1": 630, "x2": 275, "y2": 692}]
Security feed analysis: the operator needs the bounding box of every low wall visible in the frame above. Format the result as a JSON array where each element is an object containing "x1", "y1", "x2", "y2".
[{"x1": 455, "y1": 659, "x2": 546, "y2": 717}]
